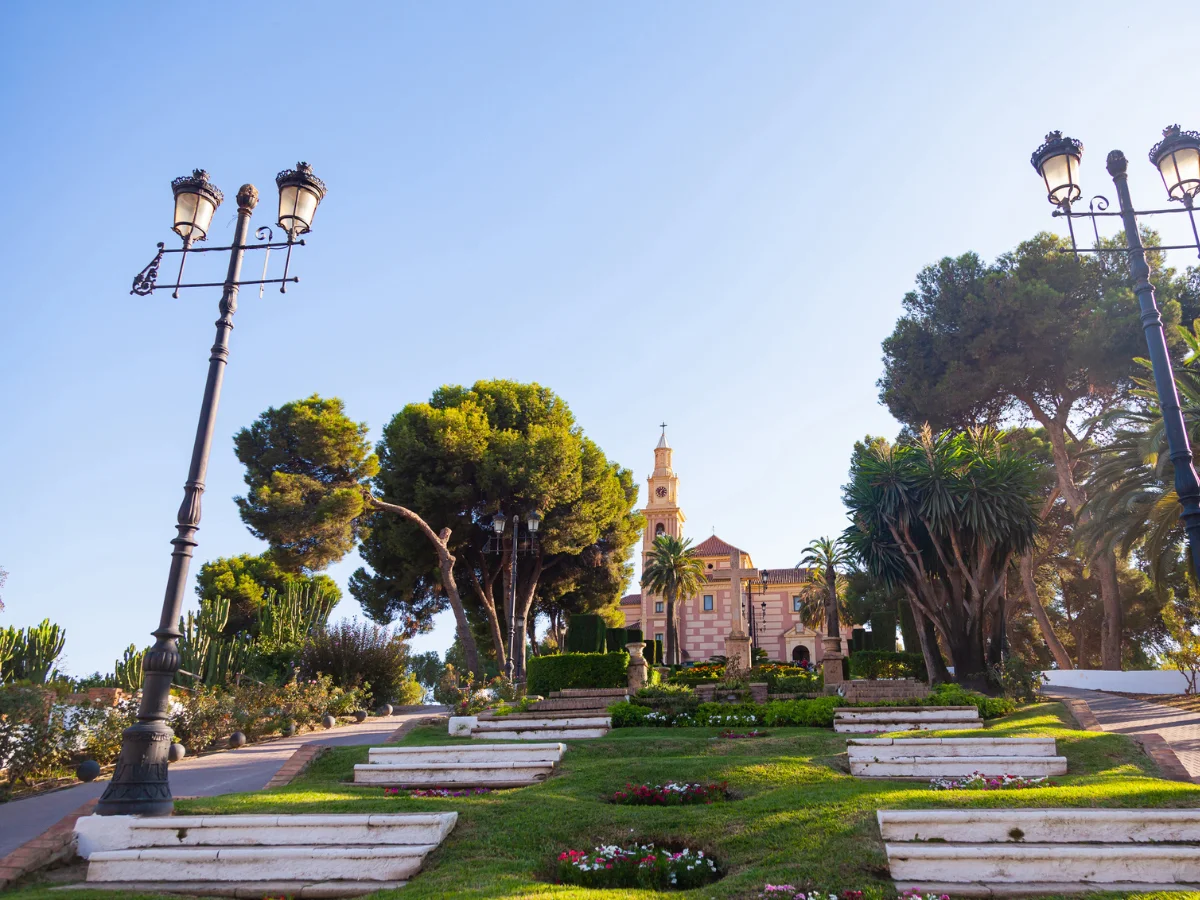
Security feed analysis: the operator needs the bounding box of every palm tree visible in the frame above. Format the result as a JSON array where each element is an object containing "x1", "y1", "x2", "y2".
[
  {"x1": 799, "y1": 537, "x2": 852, "y2": 639},
  {"x1": 641, "y1": 534, "x2": 707, "y2": 666}
]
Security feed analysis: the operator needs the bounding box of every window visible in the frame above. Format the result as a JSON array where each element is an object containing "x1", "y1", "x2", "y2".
[
  {"x1": 655, "y1": 633, "x2": 664, "y2": 644},
  {"x1": 655, "y1": 600, "x2": 664, "y2": 613},
  {"x1": 654, "y1": 522, "x2": 665, "y2": 537},
  {"x1": 793, "y1": 595, "x2": 802, "y2": 612},
  {"x1": 703, "y1": 594, "x2": 713, "y2": 611}
]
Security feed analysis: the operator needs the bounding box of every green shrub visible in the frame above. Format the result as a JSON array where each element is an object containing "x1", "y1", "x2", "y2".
[
  {"x1": 849, "y1": 650, "x2": 927, "y2": 682},
  {"x1": 626, "y1": 628, "x2": 643, "y2": 645},
  {"x1": 773, "y1": 672, "x2": 823, "y2": 693},
  {"x1": 299, "y1": 619, "x2": 413, "y2": 706},
  {"x1": 762, "y1": 697, "x2": 844, "y2": 727},
  {"x1": 868, "y1": 612, "x2": 897, "y2": 651},
  {"x1": 930, "y1": 682, "x2": 1015, "y2": 718},
  {"x1": 634, "y1": 683, "x2": 700, "y2": 718},
  {"x1": 667, "y1": 662, "x2": 723, "y2": 686},
  {"x1": 609, "y1": 701, "x2": 652, "y2": 727},
  {"x1": 605, "y1": 627, "x2": 628, "y2": 653},
  {"x1": 526, "y1": 651, "x2": 629, "y2": 696},
  {"x1": 992, "y1": 656, "x2": 1045, "y2": 702},
  {"x1": 695, "y1": 702, "x2": 762, "y2": 726},
  {"x1": 565, "y1": 615, "x2": 605, "y2": 653}
]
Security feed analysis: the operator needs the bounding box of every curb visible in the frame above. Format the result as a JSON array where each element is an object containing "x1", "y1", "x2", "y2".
[
  {"x1": 1060, "y1": 697, "x2": 1102, "y2": 731},
  {"x1": 387, "y1": 714, "x2": 449, "y2": 743},
  {"x1": 263, "y1": 743, "x2": 330, "y2": 789},
  {"x1": 0, "y1": 797, "x2": 96, "y2": 891}
]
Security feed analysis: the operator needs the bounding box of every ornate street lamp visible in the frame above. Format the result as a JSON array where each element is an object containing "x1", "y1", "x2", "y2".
[
  {"x1": 1030, "y1": 126, "x2": 1200, "y2": 582},
  {"x1": 744, "y1": 569, "x2": 769, "y2": 660},
  {"x1": 484, "y1": 509, "x2": 541, "y2": 681},
  {"x1": 100, "y1": 164, "x2": 325, "y2": 818}
]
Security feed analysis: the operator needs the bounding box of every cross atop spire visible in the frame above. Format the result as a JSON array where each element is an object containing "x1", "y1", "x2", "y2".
[{"x1": 656, "y1": 423, "x2": 670, "y2": 450}]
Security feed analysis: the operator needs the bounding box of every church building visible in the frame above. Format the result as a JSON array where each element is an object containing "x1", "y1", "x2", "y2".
[{"x1": 618, "y1": 429, "x2": 851, "y2": 665}]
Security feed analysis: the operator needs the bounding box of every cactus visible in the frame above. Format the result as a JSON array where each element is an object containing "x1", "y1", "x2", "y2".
[
  {"x1": 256, "y1": 583, "x2": 337, "y2": 648},
  {"x1": 177, "y1": 597, "x2": 253, "y2": 687},
  {"x1": 5, "y1": 619, "x2": 66, "y2": 684},
  {"x1": 114, "y1": 644, "x2": 146, "y2": 692},
  {"x1": 0, "y1": 626, "x2": 19, "y2": 683}
]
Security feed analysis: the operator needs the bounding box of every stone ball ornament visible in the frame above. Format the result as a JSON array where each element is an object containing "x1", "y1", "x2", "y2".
[
  {"x1": 168, "y1": 742, "x2": 187, "y2": 762},
  {"x1": 354, "y1": 709, "x2": 368, "y2": 723},
  {"x1": 322, "y1": 714, "x2": 337, "y2": 729},
  {"x1": 76, "y1": 759, "x2": 101, "y2": 782},
  {"x1": 229, "y1": 731, "x2": 247, "y2": 748},
  {"x1": 377, "y1": 704, "x2": 393, "y2": 717}
]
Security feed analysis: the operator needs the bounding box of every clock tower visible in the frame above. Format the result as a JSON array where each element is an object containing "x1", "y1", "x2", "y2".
[{"x1": 642, "y1": 425, "x2": 685, "y2": 562}]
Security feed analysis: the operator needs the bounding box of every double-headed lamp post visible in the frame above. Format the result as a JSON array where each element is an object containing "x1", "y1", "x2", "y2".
[
  {"x1": 743, "y1": 569, "x2": 768, "y2": 659},
  {"x1": 488, "y1": 510, "x2": 542, "y2": 682},
  {"x1": 96, "y1": 163, "x2": 326, "y2": 817},
  {"x1": 1030, "y1": 126, "x2": 1200, "y2": 583}
]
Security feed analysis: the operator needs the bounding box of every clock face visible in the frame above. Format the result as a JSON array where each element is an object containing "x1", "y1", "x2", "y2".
[{"x1": 655, "y1": 486, "x2": 668, "y2": 498}]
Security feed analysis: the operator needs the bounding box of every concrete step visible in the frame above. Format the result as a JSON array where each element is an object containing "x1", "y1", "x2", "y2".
[
  {"x1": 353, "y1": 760, "x2": 555, "y2": 785},
  {"x1": 473, "y1": 716, "x2": 609, "y2": 729},
  {"x1": 471, "y1": 724, "x2": 609, "y2": 740},
  {"x1": 893, "y1": 881, "x2": 1200, "y2": 898},
  {"x1": 848, "y1": 737, "x2": 1057, "y2": 758},
  {"x1": 528, "y1": 697, "x2": 616, "y2": 711},
  {"x1": 849, "y1": 756, "x2": 1067, "y2": 777},
  {"x1": 367, "y1": 743, "x2": 565, "y2": 765},
  {"x1": 76, "y1": 813, "x2": 457, "y2": 855},
  {"x1": 549, "y1": 688, "x2": 628, "y2": 698},
  {"x1": 836, "y1": 707, "x2": 981, "y2": 722},
  {"x1": 86, "y1": 845, "x2": 438, "y2": 884},
  {"x1": 885, "y1": 842, "x2": 1200, "y2": 885},
  {"x1": 482, "y1": 708, "x2": 607, "y2": 720},
  {"x1": 836, "y1": 720, "x2": 982, "y2": 733},
  {"x1": 878, "y1": 808, "x2": 1200, "y2": 844},
  {"x1": 59, "y1": 880, "x2": 408, "y2": 897}
]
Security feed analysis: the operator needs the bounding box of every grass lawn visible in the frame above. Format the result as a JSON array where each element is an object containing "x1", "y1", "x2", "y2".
[{"x1": 10, "y1": 702, "x2": 1200, "y2": 900}]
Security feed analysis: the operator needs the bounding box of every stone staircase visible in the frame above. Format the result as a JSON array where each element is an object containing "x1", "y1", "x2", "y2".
[
  {"x1": 72, "y1": 812, "x2": 457, "y2": 897},
  {"x1": 452, "y1": 688, "x2": 623, "y2": 740},
  {"x1": 353, "y1": 742, "x2": 566, "y2": 787},
  {"x1": 848, "y1": 737, "x2": 1066, "y2": 778},
  {"x1": 834, "y1": 705, "x2": 982, "y2": 734},
  {"x1": 880, "y1": 808, "x2": 1200, "y2": 895}
]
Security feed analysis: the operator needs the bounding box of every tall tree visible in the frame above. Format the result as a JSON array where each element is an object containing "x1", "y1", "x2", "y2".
[
  {"x1": 355, "y1": 380, "x2": 642, "y2": 678},
  {"x1": 641, "y1": 534, "x2": 707, "y2": 666},
  {"x1": 233, "y1": 395, "x2": 485, "y2": 678},
  {"x1": 195, "y1": 553, "x2": 340, "y2": 636},
  {"x1": 799, "y1": 537, "x2": 852, "y2": 640},
  {"x1": 877, "y1": 233, "x2": 1183, "y2": 669},
  {"x1": 842, "y1": 427, "x2": 1040, "y2": 688}
]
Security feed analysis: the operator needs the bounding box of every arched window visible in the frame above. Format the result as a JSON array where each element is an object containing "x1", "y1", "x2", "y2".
[
  {"x1": 654, "y1": 523, "x2": 665, "y2": 538},
  {"x1": 791, "y1": 645, "x2": 811, "y2": 664}
]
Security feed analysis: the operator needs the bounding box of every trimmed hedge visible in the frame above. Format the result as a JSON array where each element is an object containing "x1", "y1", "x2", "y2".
[
  {"x1": 626, "y1": 628, "x2": 643, "y2": 645},
  {"x1": 848, "y1": 650, "x2": 927, "y2": 682},
  {"x1": 565, "y1": 615, "x2": 605, "y2": 653},
  {"x1": 869, "y1": 612, "x2": 897, "y2": 651},
  {"x1": 526, "y1": 651, "x2": 628, "y2": 696},
  {"x1": 605, "y1": 627, "x2": 628, "y2": 653},
  {"x1": 608, "y1": 696, "x2": 846, "y2": 728}
]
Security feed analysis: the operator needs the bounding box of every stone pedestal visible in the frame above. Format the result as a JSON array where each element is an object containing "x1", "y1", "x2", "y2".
[
  {"x1": 724, "y1": 632, "x2": 751, "y2": 673},
  {"x1": 821, "y1": 635, "x2": 845, "y2": 685},
  {"x1": 625, "y1": 642, "x2": 648, "y2": 692}
]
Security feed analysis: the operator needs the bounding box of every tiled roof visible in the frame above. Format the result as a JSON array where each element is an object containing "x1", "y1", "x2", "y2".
[
  {"x1": 620, "y1": 593, "x2": 642, "y2": 606},
  {"x1": 691, "y1": 534, "x2": 743, "y2": 557},
  {"x1": 763, "y1": 567, "x2": 813, "y2": 585}
]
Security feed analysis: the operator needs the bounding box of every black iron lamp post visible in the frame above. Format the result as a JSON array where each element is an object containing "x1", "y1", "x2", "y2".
[
  {"x1": 97, "y1": 163, "x2": 326, "y2": 818},
  {"x1": 487, "y1": 509, "x2": 542, "y2": 682},
  {"x1": 743, "y1": 570, "x2": 769, "y2": 660},
  {"x1": 1030, "y1": 126, "x2": 1200, "y2": 582}
]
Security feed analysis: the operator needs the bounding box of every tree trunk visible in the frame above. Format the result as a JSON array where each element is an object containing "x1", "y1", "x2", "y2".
[
  {"x1": 910, "y1": 598, "x2": 950, "y2": 685},
  {"x1": 467, "y1": 554, "x2": 507, "y2": 673},
  {"x1": 511, "y1": 551, "x2": 544, "y2": 680},
  {"x1": 1020, "y1": 551, "x2": 1074, "y2": 669},
  {"x1": 945, "y1": 615, "x2": 988, "y2": 691},
  {"x1": 1038, "y1": 415, "x2": 1123, "y2": 670},
  {"x1": 664, "y1": 589, "x2": 677, "y2": 667},
  {"x1": 824, "y1": 564, "x2": 840, "y2": 639},
  {"x1": 371, "y1": 499, "x2": 483, "y2": 678}
]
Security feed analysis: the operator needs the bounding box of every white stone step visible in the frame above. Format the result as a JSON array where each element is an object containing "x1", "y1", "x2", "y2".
[
  {"x1": 893, "y1": 881, "x2": 1200, "y2": 898},
  {"x1": 472, "y1": 716, "x2": 609, "y2": 729},
  {"x1": 86, "y1": 845, "x2": 438, "y2": 884},
  {"x1": 848, "y1": 737, "x2": 1057, "y2": 758},
  {"x1": 76, "y1": 813, "x2": 457, "y2": 856},
  {"x1": 878, "y1": 808, "x2": 1200, "y2": 844},
  {"x1": 835, "y1": 720, "x2": 981, "y2": 733},
  {"x1": 61, "y1": 879, "x2": 408, "y2": 897},
  {"x1": 353, "y1": 760, "x2": 554, "y2": 785},
  {"x1": 366, "y1": 743, "x2": 564, "y2": 765},
  {"x1": 471, "y1": 726, "x2": 609, "y2": 740},
  {"x1": 850, "y1": 756, "x2": 1067, "y2": 777},
  {"x1": 836, "y1": 707, "x2": 981, "y2": 723},
  {"x1": 885, "y1": 842, "x2": 1200, "y2": 885}
]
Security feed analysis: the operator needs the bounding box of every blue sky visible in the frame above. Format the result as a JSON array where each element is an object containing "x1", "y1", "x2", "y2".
[{"x1": 3, "y1": 2, "x2": 1200, "y2": 676}]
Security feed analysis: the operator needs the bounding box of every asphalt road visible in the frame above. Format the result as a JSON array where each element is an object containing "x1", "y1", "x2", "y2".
[{"x1": 0, "y1": 708, "x2": 445, "y2": 858}]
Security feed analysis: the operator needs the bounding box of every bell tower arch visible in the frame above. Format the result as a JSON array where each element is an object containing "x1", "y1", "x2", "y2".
[{"x1": 642, "y1": 425, "x2": 685, "y2": 565}]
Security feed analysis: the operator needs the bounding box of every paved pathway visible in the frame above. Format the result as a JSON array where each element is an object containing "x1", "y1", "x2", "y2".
[
  {"x1": 0, "y1": 708, "x2": 445, "y2": 858},
  {"x1": 1045, "y1": 685, "x2": 1200, "y2": 779}
]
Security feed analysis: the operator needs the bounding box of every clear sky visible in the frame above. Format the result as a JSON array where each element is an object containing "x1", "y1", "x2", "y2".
[{"x1": 3, "y1": 2, "x2": 1200, "y2": 677}]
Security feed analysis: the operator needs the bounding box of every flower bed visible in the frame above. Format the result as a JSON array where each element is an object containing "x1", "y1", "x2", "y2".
[
  {"x1": 720, "y1": 729, "x2": 769, "y2": 739},
  {"x1": 386, "y1": 787, "x2": 493, "y2": 798},
  {"x1": 759, "y1": 887, "x2": 866, "y2": 899},
  {"x1": 556, "y1": 843, "x2": 719, "y2": 890},
  {"x1": 610, "y1": 697, "x2": 843, "y2": 728},
  {"x1": 610, "y1": 781, "x2": 728, "y2": 806},
  {"x1": 930, "y1": 772, "x2": 1050, "y2": 791}
]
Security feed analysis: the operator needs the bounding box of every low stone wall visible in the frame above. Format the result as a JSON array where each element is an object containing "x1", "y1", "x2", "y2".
[{"x1": 830, "y1": 679, "x2": 931, "y2": 703}]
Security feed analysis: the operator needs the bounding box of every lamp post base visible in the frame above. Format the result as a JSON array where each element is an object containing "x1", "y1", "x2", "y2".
[{"x1": 94, "y1": 720, "x2": 175, "y2": 817}]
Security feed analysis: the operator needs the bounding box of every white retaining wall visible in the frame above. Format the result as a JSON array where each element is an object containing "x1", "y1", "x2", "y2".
[{"x1": 1041, "y1": 669, "x2": 1189, "y2": 694}]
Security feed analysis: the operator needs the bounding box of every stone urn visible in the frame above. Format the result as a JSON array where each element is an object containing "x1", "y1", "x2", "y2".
[
  {"x1": 377, "y1": 703, "x2": 393, "y2": 717},
  {"x1": 353, "y1": 709, "x2": 368, "y2": 723},
  {"x1": 168, "y1": 742, "x2": 187, "y2": 762},
  {"x1": 322, "y1": 714, "x2": 337, "y2": 729},
  {"x1": 229, "y1": 731, "x2": 247, "y2": 748},
  {"x1": 76, "y1": 759, "x2": 101, "y2": 782},
  {"x1": 625, "y1": 641, "x2": 648, "y2": 692}
]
